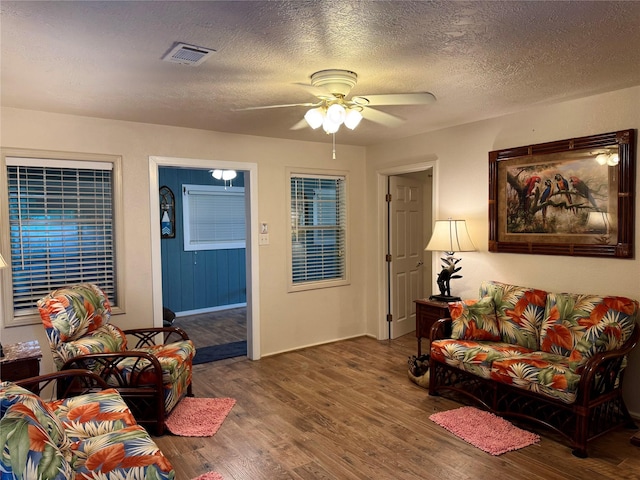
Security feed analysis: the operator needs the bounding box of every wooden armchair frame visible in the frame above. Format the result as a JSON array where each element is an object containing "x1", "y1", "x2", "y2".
[{"x1": 60, "y1": 326, "x2": 193, "y2": 435}]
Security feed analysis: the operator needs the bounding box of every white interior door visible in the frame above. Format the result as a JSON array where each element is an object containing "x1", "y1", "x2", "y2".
[{"x1": 389, "y1": 175, "x2": 424, "y2": 339}]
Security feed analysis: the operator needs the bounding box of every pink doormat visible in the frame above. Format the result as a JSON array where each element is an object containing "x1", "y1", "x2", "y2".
[
  {"x1": 191, "y1": 472, "x2": 223, "y2": 480},
  {"x1": 166, "y1": 397, "x2": 236, "y2": 437},
  {"x1": 429, "y1": 406, "x2": 540, "y2": 455}
]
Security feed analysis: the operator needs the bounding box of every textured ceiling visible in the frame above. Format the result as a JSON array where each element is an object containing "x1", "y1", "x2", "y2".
[{"x1": 2, "y1": 1, "x2": 640, "y2": 146}]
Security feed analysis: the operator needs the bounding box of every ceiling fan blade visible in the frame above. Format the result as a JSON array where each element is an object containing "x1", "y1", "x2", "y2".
[
  {"x1": 353, "y1": 92, "x2": 436, "y2": 106},
  {"x1": 294, "y1": 83, "x2": 337, "y2": 100},
  {"x1": 234, "y1": 102, "x2": 319, "y2": 111},
  {"x1": 290, "y1": 118, "x2": 309, "y2": 130},
  {"x1": 361, "y1": 107, "x2": 405, "y2": 128}
]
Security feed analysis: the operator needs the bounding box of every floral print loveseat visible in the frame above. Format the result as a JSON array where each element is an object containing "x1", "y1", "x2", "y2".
[
  {"x1": 428, "y1": 280, "x2": 640, "y2": 458},
  {"x1": 1, "y1": 373, "x2": 175, "y2": 479}
]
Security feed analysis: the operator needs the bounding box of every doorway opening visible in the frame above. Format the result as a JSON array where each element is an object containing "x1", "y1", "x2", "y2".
[
  {"x1": 377, "y1": 161, "x2": 437, "y2": 342},
  {"x1": 158, "y1": 166, "x2": 248, "y2": 363},
  {"x1": 149, "y1": 156, "x2": 261, "y2": 361}
]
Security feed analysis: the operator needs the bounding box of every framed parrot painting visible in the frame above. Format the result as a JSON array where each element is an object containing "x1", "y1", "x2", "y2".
[{"x1": 489, "y1": 129, "x2": 636, "y2": 258}]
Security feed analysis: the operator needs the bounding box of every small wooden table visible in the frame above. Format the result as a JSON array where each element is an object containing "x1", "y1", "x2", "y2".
[
  {"x1": 414, "y1": 299, "x2": 451, "y2": 356},
  {"x1": 0, "y1": 340, "x2": 42, "y2": 385}
]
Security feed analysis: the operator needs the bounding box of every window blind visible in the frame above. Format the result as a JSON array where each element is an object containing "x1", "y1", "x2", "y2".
[
  {"x1": 6, "y1": 160, "x2": 116, "y2": 314},
  {"x1": 290, "y1": 174, "x2": 346, "y2": 284},
  {"x1": 183, "y1": 185, "x2": 246, "y2": 251}
]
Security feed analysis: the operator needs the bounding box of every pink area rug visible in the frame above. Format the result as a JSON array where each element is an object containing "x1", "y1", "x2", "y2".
[
  {"x1": 166, "y1": 397, "x2": 236, "y2": 437},
  {"x1": 429, "y1": 406, "x2": 540, "y2": 455},
  {"x1": 191, "y1": 472, "x2": 223, "y2": 480}
]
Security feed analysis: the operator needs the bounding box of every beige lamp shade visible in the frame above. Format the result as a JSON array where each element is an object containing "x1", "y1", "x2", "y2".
[
  {"x1": 425, "y1": 219, "x2": 476, "y2": 253},
  {"x1": 0, "y1": 254, "x2": 7, "y2": 269}
]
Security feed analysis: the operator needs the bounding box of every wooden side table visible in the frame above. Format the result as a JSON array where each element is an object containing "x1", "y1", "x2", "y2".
[
  {"x1": 0, "y1": 341, "x2": 42, "y2": 387},
  {"x1": 415, "y1": 299, "x2": 450, "y2": 356}
]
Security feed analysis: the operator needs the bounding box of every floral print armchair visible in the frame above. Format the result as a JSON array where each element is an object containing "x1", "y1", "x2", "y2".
[
  {"x1": 37, "y1": 283, "x2": 195, "y2": 435},
  {"x1": 1, "y1": 372, "x2": 175, "y2": 479}
]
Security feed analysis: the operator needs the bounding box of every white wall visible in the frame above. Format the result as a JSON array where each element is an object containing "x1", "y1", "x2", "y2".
[
  {"x1": 0, "y1": 107, "x2": 368, "y2": 373},
  {"x1": 2, "y1": 85, "x2": 639, "y2": 416},
  {"x1": 365, "y1": 85, "x2": 640, "y2": 416}
]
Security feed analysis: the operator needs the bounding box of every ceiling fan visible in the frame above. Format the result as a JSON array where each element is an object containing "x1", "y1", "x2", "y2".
[{"x1": 237, "y1": 69, "x2": 436, "y2": 134}]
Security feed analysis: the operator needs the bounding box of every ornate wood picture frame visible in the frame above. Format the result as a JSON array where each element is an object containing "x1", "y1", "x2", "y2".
[{"x1": 489, "y1": 129, "x2": 636, "y2": 258}]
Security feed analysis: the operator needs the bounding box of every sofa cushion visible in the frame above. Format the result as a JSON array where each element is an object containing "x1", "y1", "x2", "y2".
[
  {"x1": 449, "y1": 296, "x2": 501, "y2": 341},
  {"x1": 48, "y1": 388, "x2": 138, "y2": 444},
  {"x1": 0, "y1": 382, "x2": 72, "y2": 458},
  {"x1": 38, "y1": 283, "x2": 112, "y2": 344},
  {"x1": 480, "y1": 281, "x2": 547, "y2": 350},
  {"x1": 70, "y1": 424, "x2": 175, "y2": 479},
  {"x1": 0, "y1": 400, "x2": 74, "y2": 480},
  {"x1": 540, "y1": 293, "x2": 639, "y2": 370},
  {"x1": 490, "y1": 351, "x2": 581, "y2": 404},
  {"x1": 54, "y1": 324, "x2": 128, "y2": 370},
  {"x1": 431, "y1": 339, "x2": 534, "y2": 379}
]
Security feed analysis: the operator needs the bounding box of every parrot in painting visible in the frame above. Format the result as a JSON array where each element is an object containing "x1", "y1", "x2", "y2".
[
  {"x1": 524, "y1": 176, "x2": 541, "y2": 212},
  {"x1": 540, "y1": 179, "x2": 552, "y2": 204},
  {"x1": 538, "y1": 179, "x2": 552, "y2": 223},
  {"x1": 569, "y1": 176, "x2": 598, "y2": 208},
  {"x1": 554, "y1": 173, "x2": 573, "y2": 206}
]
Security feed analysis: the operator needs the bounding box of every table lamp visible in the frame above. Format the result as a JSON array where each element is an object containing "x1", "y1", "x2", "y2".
[{"x1": 425, "y1": 219, "x2": 476, "y2": 302}]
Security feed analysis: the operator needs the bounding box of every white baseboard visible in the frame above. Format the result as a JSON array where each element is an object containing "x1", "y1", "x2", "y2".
[{"x1": 174, "y1": 302, "x2": 247, "y2": 317}]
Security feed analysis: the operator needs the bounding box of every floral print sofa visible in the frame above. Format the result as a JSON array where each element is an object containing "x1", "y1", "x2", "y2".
[
  {"x1": 1, "y1": 373, "x2": 175, "y2": 479},
  {"x1": 428, "y1": 280, "x2": 640, "y2": 458}
]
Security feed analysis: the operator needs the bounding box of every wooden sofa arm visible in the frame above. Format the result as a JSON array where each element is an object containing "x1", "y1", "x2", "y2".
[
  {"x1": 14, "y1": 369, "x2": 110, "y2": 398},
  {"x1": 62, "y1": 351, "x2": 165, "y2": 393},
  {"x1": 430, "y1": 317, "x2": 452, "y2": 342},
  {"x1": 123, "y1": 326, "x2": 190, "y2": 348},
  {"x1": 575, "y1": 323, "x2": 640, "y2": 405}
]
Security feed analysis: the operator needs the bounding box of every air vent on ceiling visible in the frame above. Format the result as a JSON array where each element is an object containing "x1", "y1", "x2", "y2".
[{"x1": 162, "y1": 42, "x2": 215, "y2": 66}]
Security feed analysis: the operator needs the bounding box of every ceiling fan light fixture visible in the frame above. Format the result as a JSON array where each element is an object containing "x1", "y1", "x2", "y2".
[
  {"x1": 322, "y1": 116, "x2": 340, "y2": 134},
  {"x1": 595, "y1": 152, "x2": 619, "y2": 166},
  {"x1": 326, "y1": 103, "x2": 346, "y2": 125},
  {"x1": 304, "y1": 108, "x2": 324, "y2": 129},
  {"x1": 344, "y1": 109, "x2": 363, "y2": 130}
]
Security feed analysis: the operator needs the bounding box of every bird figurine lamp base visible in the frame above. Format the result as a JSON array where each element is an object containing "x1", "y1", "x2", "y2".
[{"x1": 429, "y1": 294, "x2": 461, "y2": 303}]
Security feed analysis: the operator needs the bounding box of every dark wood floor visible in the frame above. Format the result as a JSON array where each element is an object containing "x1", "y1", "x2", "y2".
[
  {"x1": 154, "y1": 334, "x2": 640, "y2": 480},
  {"x1": 173, "y1": 307, "x2": 247, "y2": 349}
]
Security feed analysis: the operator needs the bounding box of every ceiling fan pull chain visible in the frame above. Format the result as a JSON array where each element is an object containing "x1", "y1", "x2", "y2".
[{"x1": 332, "y1": 133, "x2": 336, "y2": 159}]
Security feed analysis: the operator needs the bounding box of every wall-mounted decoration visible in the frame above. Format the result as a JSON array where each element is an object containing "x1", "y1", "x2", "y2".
[
  {"x1": 160, "y1": 185, "x2": 176, "y2": 239},
  {"x1": 489, "y1": 129, "x2": 636, "y2": 258}
]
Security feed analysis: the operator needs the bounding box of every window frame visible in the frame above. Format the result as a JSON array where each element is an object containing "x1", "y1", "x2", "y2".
[
  {"x1": 0, "y1": 148, "x2": 125, "y2": 327},
  {"x1": 287, "y1": 168, "x2": 350, "y2": 292}
]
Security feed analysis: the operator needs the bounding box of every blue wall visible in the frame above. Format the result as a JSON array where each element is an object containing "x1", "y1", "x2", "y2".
[{"x1": 159, "y1": 167, "x2": 246, "y2": 313}]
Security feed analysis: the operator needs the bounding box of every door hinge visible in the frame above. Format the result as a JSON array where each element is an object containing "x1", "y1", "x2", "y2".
[
  {"x1": 386, "y1": 313, "x2": 393, "y2": 323},
  {"x1": 385, "y1": 254, "x2": 392, "y2": 262},
  {"x1": 385, "y1": 193, "x2": 392, "y2": 202}
]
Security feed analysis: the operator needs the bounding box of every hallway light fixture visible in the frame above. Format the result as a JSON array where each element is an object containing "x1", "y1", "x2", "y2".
[
  {"x1": 210, "y1": 169, "x2": 237, "y2": 188},
  {"x1": 424, "y1": 219, "x2": 476, "y2": 302}
]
